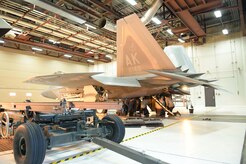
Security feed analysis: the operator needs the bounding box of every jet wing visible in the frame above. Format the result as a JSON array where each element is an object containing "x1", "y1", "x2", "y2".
[
  {"x1": 25, "y1": 72, "x2": 103, "y2": 87},
  {"x1": 25, "y1": 72, "x2": 142, "y2": 88},
  {"x1": 92, "y1": 76, "x2": 141, "y2": 87}
]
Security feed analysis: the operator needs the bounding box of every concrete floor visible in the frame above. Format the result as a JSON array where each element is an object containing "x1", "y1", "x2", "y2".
[{"x1": 0, "y1": 106, "x2": 245, "y2": 164}]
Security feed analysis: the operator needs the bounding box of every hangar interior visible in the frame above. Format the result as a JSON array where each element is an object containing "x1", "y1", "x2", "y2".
[{"x1": 0, "y1": 0, "x2": 246, "y2": 164}]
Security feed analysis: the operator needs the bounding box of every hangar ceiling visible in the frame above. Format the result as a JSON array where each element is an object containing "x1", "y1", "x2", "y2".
[{"x1": 0, "y1": 0, "x2": 245, "y2": 64}]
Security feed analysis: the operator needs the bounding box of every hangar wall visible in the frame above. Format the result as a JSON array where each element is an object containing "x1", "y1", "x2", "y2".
[
  {"x1": 89, "y1": 61, "x2": 117, "y2": 76},
  {"x1": 0, "y1": 47, "x2": 88, "y2": 102},
  {"x1": 186, "y1": 33, "x2": 246, "y2": 107}
]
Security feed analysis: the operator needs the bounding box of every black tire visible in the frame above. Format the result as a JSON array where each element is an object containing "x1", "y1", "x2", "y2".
[
  {"x1": 102, "y1": 115, "x2": 125, "y2": 143},
  {"x1": 13, "y1": 122, "x2": 46, "y2": 164}
]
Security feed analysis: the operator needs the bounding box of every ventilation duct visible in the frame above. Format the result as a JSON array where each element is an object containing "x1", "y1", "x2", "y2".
[
  {"x1": 140, "y1": 0, "x2": 162, "y2": 25},
  {"x1": 0, "y1": 18, "x2": 12, "y2": 37},
  {"x1": 24, "y1": 0, "x2": 86, "y2": 24},
  {"x1": 98, "y1": 0, "x2": 162, "y2": 32}
]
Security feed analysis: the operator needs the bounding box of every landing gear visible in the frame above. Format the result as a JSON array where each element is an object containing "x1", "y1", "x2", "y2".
[
  {"x1": 13, "y1": 122, "x2": 46, "y2": 164},
  {"x1": 102, "y1": 115, "x2": 125, "y2": 143}
]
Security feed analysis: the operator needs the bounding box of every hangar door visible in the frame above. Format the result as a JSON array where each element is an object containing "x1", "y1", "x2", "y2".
[{"x1": 204, "y1": 87, "x2": 216, "y2": 107}]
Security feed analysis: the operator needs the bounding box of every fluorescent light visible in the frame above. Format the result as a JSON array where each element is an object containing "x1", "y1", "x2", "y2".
[
  {"x1": 181, "y1": 85, "x2": 189, "y2": 91},
  {"x1": 178, "y1": 38, "x2": 185, "y2": 43},
  {"x1": 151, "y1": 17, "x2": 161, "y2": 25},
  {"x1": 64, "y1": 54, "x2": 72, "y2": 58},
  {"x1": 10, "y1": 27, "x2": 22, "y2": 35},
  {"x1": 10, "y1": 30, "x2": 22, "y2": 35},
  {"x1": 49, "y1": 39, "x2": 55, "y2": 43},
  {"x1": 87, "y1": 59, "x2": 94, "y2": 63},
  {"x1": 32, "y1": 47, "x2": 43, "y2": 51},
  {"x1": 85, "y1": 23, "x2": 96, "y2": 29},
  {"x1": 106, "y1": 55, "x2": 112, "y2": 59},
  {"x1": 126, "y1": 0, "x2": 137, "y2": 5},
  {"x1": 49, "y1": 39, "x2": 60, "y2": 44},
  {"x1": 9, "y1": 92, "x2": 16, "y2": 96},
  {"x1": 12, "y1": 27, "x2": 22, "y2": 32},
  {"x1": 214, "y1": 10, "x2": 222, "y2": 18},
  {"x1": 26, "y1": 93, "x2": 32, "y2": 97},
  {"x1": 0, "y1": 40, "x2": 4, "y2": 43},
  {"x1": 222, "y1": 29, "x2": 228, "y2": 35},
  {"x1": 166, "y1": 29, "x2": 173, "y2": 35}
]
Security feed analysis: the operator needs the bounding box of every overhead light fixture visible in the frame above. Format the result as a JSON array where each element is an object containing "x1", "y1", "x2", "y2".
[
  {"x1": 151, "y1": 17, "x2": 161, "y2": 25},
  {"x1": 222, "y1": 29, "x2": 228, "y2": 35},
  {"x1": 12, "y1": 27, "x2": 22, "y2": 32},
  {"x1": 178, "y1": 38, "x2": 185, "y2": 43},
  {"x1": 126, "y1": 0, "x2": 137, "y2": 6},
  {"x1": 85, "y1": 23, "x2": 96, "y2": 30},
  {"x1": 10, "y1": 27, "x2": 22, "y2": 35},
  {"x1": 24, "y1": 0, "x2": 86, "y2": 24},
  {"x1": 181, "y1": 85, "x2": 189, "y2": 91},
  {"x1": 64, "y1": 54, "x2": 72, "y2": 58},
  {"x1": 49, "y1": 39, "x2": 55, "y2": 44},
  {"x1": 87, "y1": 59, "x2": 94, "y2": 63},
  {"x1": 214, "y1": 10, "x2": 222, "y2": 18},
  {"x1": 9, "y1": 92, "x2": 16, "y2": 97},
  {"x1": 26, "y1": 93, "x2": 32, "y2": 97},
  {"x1": 0, "y1": 40, "x2": 4, "y2": 43},
  {"x1": 9, "y1": 30, "x2": 21, "y2": 35},
  {"x1": 49, "y1": 39, "x2": 60, "y2": 44},
  {"x1": 166, "y1": 29, "x2": 173, "y2": 35},
  {"x1": 106, "y1": 55, "x2": 113, "y2": 60},
  {"x1": 32, "y1": 47, "x2": 43, "y2": 51}
]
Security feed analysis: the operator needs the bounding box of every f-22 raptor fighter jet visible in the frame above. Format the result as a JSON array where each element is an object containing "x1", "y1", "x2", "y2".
[{"x1": 25, "y1": 14, "x2": 217, "y2": 100}]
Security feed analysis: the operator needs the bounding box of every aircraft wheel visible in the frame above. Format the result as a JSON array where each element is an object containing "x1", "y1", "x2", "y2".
[
  {"x1": 0, "y1": 112, "x2": 10, "y2": 138},
  {"x1": 102, "y1": 115, "x2": 125, "y2": 143},
  {"x1": 13, "y1": 122, "x2": 46, "y2": 164}
]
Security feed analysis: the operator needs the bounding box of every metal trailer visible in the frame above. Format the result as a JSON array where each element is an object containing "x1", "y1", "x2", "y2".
[
  {"x1": 0, "y1": 102, "x2": 166, "y2": 164},
  {"x1": 0, "y1": 103, "x2": 125, "y2": 164}
]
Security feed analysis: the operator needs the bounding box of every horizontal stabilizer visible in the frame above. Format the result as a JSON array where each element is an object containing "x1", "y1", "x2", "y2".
[
  {"x1": 198, "y1": 79, "x2": 217, "y2": 83},
  {"x1": 148, "y1": 70, "x2": 220, "y2": 90},
  {"x1": 147, "y1": 70, "x2": 204, "y2": 85},
  {"x1": 186, "y1": 73, "x2": 204, "y2": 78}
]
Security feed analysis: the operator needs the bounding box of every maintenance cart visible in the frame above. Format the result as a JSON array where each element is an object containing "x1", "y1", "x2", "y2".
[{"x1": 0, "y1": 102, "x2": 125, "y2": 164}]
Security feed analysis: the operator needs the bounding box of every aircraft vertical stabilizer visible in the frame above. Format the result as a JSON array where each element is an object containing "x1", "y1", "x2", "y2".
[
  {"x1": 117, "y1": 14, "x2": 175, "y2": 77},
  {"x1": 164, "y1": 46, "x2": 196, "y2": 73}
]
